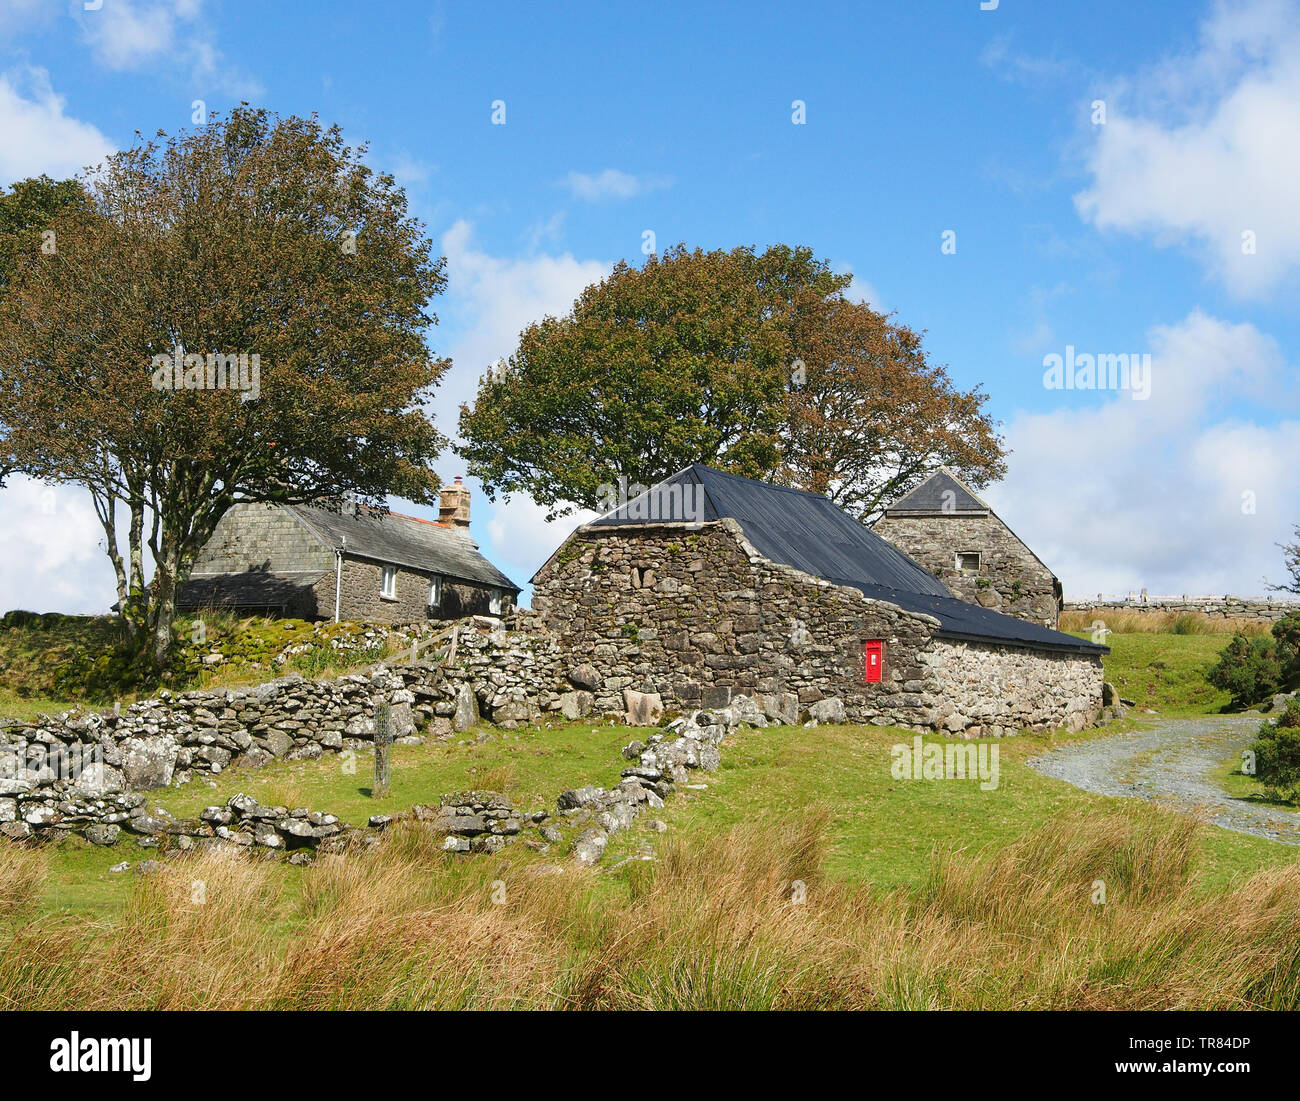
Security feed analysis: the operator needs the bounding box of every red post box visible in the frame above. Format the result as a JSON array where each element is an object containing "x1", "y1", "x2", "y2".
[{"x1": 864, "y1": 640, "x2": 883, "y2": 683}]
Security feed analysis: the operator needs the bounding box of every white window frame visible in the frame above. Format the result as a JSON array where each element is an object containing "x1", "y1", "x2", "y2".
[
  {"x1": 428, "y1": 575, "x2": 443, "y2": 608},
  {"x1": 380, "y1": 565, "x2": 397, "y2": 599},
  {"x1": 488, "y1": 588, "x2": 503, "y2": 615}
]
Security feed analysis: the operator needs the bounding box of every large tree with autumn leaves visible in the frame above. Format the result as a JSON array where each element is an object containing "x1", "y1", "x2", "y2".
[
  {"x1": 458, "y1": 244, "x2": 1005, "y2": 520},
  {"x1": 0, "y1": 108, "x2": 448, "y2": 667}
]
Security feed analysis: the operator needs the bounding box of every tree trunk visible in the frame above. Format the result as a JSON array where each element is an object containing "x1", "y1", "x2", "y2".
[{"x1": 150, "y1": 540, "x2": 181, "y2": 668}]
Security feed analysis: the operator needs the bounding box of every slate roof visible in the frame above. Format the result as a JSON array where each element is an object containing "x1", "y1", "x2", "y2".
[
  {"x1": 588, "y1": 464, "x2": 1102, "y2": 655},
  {"x1": 287, "y1": 503, "x2": 520, "y2": 592},
  {"x1": 177, "y1": 570, "x2": 326, "y2": 611},
  {"x1": 883, "y1": 468, "x2": 988, "y2": 514}
]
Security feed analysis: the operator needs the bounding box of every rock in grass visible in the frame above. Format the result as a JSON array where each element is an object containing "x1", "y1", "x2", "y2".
[{"x1": 572, "y1": 827, "x2": 608, "y2": 866}]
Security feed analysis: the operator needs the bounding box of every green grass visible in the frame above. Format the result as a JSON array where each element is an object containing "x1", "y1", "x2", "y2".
[
  {"x1": 1074, "y1": 631, "x2": 1236, "y2": 717},
  {"x1": 32, "y1": 719, "x2": 634, "y2": 918},
  {"x1": 157, "y1": 720, "x2": 632, "y2": 825},
  {"x1": 601, "y1": 719, "x2": 1300, "y2": 894},
  {"x1": 18, "y1": 629, "x2": 1296, "y2": 923},
  {"x1": 1214, "y1": 745, "x2": 1299, "y2": 810}
]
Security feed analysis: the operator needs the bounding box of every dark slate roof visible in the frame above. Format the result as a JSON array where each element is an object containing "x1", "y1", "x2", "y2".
[
  {"x1": 884, "y1": 469, "x2": 988, "y2": 514},
  {"x1": 590, "y1": 464, "x2": 1103, "y2": 655},
  {"x1": 287, "y1": 504, "x2": 520, "y2": 593},
  {"x1": 593, "y1": 465, "x2": 951, "y2": 596},
  {"x1": 178, "y1": 570, "x2": 325, "y2": 610}
]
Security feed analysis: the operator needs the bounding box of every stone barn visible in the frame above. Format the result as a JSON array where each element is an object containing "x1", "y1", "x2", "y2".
[
  {"x1": 178, "y1": 479, "x2": 520, "y2": 623},
  {"x1": 531, "y1": 464, "x2": 1105, "y2": 736},
  {"x1": 872, "y1": 468, "x2": 1063, "y2": 628}
]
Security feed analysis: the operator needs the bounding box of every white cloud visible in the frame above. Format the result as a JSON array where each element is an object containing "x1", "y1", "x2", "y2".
[
  {"x1": 434, "y1": 220, "x2": 612, "y2": 599},
  {"x1": 563, "y1": 168, "x2": 670, "y2": 202},
  {"x1": 0, "y1": 0, "x2": 57, "y2": 34},
  {"x1": 987, "y1": 311, "x2": 1300, "y2": 597},
  {"x1": 1074, "y1": 0, "x2": 1300, "y2": 297},
  {"x1": 0, "y1": 478, "x2": 116, "y2": 616},
  {"x1": 485, "y1": 496, "x2": 597, "y2": 596},
  {"x1": 438, "y1": 219, "x2": 609, "y2": 412},
  {"x1": 0, "y1": 67, "x2": 114, "y2": 182},
  {"x1": 78, "y1": 0, "x2": 260, "y2": 96}
]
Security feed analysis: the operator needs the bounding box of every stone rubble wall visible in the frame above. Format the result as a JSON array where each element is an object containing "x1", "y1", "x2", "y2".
[
  {"x1": 921, "y1": 638, "x2": 1103, "y2": 736},
  {"x1": 1064, "y1": 596, "x2": 1300, "y2": 623},
  {"x1": 0, "y1": 617, "x2": 577, "y2": 842}
]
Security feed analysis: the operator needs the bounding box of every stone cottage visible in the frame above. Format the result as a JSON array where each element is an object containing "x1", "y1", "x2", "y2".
[
  {"x1": 178, "y1": 478, "x2": 520, "y2": 623},
  {"x1": 872, "y1": 468, "x2": 1063, "y2": 628},
  {"x1": 531, "y1": 464, "x2": 1105, "y2": 736}
]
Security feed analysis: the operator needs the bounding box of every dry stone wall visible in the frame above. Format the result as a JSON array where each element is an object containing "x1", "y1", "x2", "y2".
[{"x1": 1064, "y1": 595, "x2": 1300, "y2": 623}]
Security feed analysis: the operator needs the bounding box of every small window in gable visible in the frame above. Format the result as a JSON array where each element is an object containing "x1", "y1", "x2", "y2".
[
  {"x1": 489, "y1": 589, "x2": 503, "y2": 615},
  {"x1": 428, "y1": 575, "x2": 442, "y2": 607},
  {"x1": 380, "y1": 566, "x2": 397, "y2": 599},
  {"x1": 956, "y1": 552, "x2": 981, "y2": 573}
]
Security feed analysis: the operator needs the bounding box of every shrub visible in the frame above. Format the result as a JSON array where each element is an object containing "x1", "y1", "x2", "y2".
[
  {"x1": 1250, "y1": 715, "x2": 1300, "y2": 802},
  {"x1": 1272, "y1": 611, "x2": 1300, "y2": 685},
  {"x1": 1207, "y1": 634, "x2": 1283, "y2": 708}
]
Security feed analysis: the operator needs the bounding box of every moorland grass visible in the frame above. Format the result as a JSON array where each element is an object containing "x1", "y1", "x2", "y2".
[{"x1": 3, "y1": 805, "x2": 1300, "y2": 1010}]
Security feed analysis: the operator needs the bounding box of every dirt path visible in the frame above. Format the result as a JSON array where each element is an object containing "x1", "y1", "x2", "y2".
[{"x1": 1026, "y1": 713, "x2": 1300, "y2": 845}]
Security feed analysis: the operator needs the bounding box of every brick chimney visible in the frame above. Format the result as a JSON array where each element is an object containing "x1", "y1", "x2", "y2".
[{"x1": 439, "y1": 475, "x2": 471, "y2": 529}]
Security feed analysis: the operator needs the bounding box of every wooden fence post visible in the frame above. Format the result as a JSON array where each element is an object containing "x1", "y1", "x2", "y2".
[
  {"x1": 373, "y1": 700, "x2": 392, "y2": 798},
  {"x1": 448, "y1": 623, "x2": 459, "y2": 665}
]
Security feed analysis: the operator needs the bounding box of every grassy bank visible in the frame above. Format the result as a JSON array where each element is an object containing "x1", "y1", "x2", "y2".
[
  {"x1": 4, "y1": 800, "x2": 1300, "y2": 1010},
  {"x1": 1072, "y1": 630, "x2": 1235, "y2": 717},
  {"x1": 25, "y1": 715, "x2": 1297, "y2": 924},
  {"x1": 0, "y1": 612, "x2": 406, "y2": 719}
]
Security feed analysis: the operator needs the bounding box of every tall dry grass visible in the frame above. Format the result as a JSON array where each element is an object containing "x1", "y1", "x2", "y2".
[
  {"x1": 1059, "y1": 608, "x2": 1271, "y2": 635},
  {"x1": 2, "y1": 807, "x2": 1300, "y2": 1009},
  {"x1": 0, "y1": 846, "x2": 44, "y2": 916}
]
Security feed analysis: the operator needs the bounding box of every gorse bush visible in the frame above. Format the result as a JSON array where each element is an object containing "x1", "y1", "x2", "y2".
[
  {"x1": 1250, "y1": 711, "x2": 1300, "y2": 803},
  {"x1": 1207, "y1": 611, "x2": 1300, "y2": 708},
  {"x1": 1207, "y1": 635, "x2": 1283, "y2": 707}
]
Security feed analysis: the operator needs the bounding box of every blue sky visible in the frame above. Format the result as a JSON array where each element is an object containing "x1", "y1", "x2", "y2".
[{"x1": 1, "y1": 0, "x2": 1298, "y2": 612}]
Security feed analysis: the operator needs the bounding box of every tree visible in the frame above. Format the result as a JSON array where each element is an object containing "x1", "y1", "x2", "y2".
[
  {"x1": 776, "y1": 296, "x2": 1004, "y2": 517},
  {"x1": 457, "y1": 243, "x2": 1004, "y2": 521},
  {"x1": 0, "y1": 107, "x2": 448, "y2": 667},
  {"x1": 0, "y1": 175, "x2": 90, "y2": 488},
  {"x1": 1270, "y1": 525, "x2": 1300, "y2": 595}
]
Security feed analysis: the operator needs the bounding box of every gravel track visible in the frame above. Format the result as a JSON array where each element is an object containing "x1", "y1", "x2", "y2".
[{"x1": 1026, "y1": 713, "x2": 1300, "y2": 845}]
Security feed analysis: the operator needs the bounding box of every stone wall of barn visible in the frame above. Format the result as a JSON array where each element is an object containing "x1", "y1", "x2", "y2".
[
  {"x1": 920, "y1": 638, "x2": 1103, "y2": 736},
  {"x1": 872, "y1": 512, "x2": 1061, "y2": 628},
  {"x1": 312, "y1": 557, "x2": 512, "y2": 624},
  {"x1": 531, "y1": 519, "x2": 1101, "y2": 732}
]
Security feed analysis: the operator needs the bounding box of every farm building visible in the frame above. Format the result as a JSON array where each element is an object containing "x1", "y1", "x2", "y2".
[
  {"x1": 178, "y1": 478, "x2": 520, "y2": 623},
  {"x1": 531, "y1": 464, "x2": 1104, "y2": 735},
  {"x1": 873, "y1": 468, "x2": 1063, "y2": 628}
]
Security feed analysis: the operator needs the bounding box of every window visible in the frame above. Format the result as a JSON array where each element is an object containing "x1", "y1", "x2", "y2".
[
  {"x1": 488, "y1": 589, "x2": 503, "y2": 615},
  {"x1": 380, "y1": 566, "x2": 397, "y2": 599},
  {"x1": 428, "y1": 575, "x2": 442, "y2": 607},
  {"x1": 956, "y1": 552, "x2": 981, "y2": 573}
]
